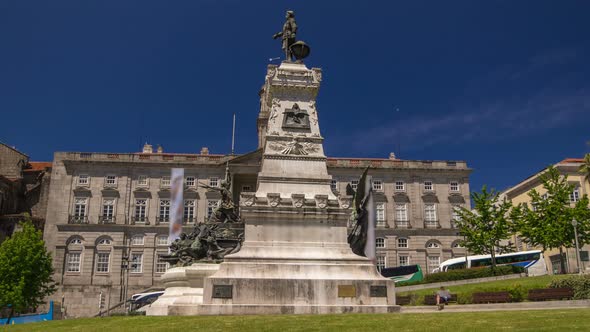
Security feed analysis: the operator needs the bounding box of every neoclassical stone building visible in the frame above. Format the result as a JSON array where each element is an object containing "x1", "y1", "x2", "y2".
[{"x1": 43, "y1": 65, "x2": 471, "y2": 318}]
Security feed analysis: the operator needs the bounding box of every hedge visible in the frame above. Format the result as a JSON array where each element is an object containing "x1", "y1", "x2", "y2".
[
  {"x1": 549, "y1": 274, "x2": 590, "y2": 299},
  {"x1": 398, "y1": 265, "x2": 524, "y2": 286}
]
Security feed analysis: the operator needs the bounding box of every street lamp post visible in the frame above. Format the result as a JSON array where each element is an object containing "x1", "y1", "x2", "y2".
[{"x1": 572, "y1": 218, "x2": 582, "y2": 275}]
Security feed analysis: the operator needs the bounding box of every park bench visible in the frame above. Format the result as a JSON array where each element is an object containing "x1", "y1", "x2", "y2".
[
  {"x1": 424, "y1": 293, "x2": 457, "y2": 305},
  {"x1": 396, "y1": 296, "x2": 412, "y2": 305},
  {"x1": 528, "y1": 288, "x2": 574, "y2": 301},
  {"x1": 472, "y1": 291, "x2": 511, "y2": 304}
]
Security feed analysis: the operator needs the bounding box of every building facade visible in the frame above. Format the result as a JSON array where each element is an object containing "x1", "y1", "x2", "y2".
[{"x1": 501, "y1": 158, "x2": 590, "y2": 274}]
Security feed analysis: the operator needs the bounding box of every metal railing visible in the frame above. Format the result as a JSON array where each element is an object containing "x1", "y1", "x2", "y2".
[
  {"x1": 130, "y1": 216, "x2": 150, "y2": 225},
  {"x1": 68, "y1": 215, "x2": 89, "y2": 224},
  {"x1": 98, "y1": 216, "x2": 116, "y2": 224}
]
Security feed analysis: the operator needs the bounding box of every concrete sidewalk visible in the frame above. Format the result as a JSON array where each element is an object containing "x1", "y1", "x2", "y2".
[{"x1": 401, "y1": 299, "x2": 590, "y2": 313}]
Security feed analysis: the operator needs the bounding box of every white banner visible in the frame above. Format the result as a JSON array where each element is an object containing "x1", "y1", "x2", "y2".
[{"x1": 169, "y1": 168, "x2": 184, "y2": 244}]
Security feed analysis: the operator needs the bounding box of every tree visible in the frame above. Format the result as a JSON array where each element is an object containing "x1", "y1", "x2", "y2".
[
  {"x1": 579, "y1": 153, "x2": 590, "y2": 187},
  {"x1": 512, "y1": 166, "x2": 590, "y2": 274},
  {"x1": 454, "y1": 186, "x2": 514, "y2": 270},
  {"x1": 0, "y1": 215, "x2": 56, "y2": 323}
]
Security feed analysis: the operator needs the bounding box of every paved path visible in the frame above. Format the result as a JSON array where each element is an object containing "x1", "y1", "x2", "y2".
[{"x1": 400, "y1": 299, "x2": 590, "y2": 313}]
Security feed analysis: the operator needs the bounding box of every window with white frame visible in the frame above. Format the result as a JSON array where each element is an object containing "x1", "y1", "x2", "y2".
[
  {"x1": 161, "y1": 176, "x2": 171, "y2": 187},
  {"x1": 372, "y1": 179, "x2": 383, "y2": 191},
  {"x1": 451, "y1": 205, "x2": 461, "y2": 227},
  {"x1": 395, "y1": 181, "x2": 405, "y2": 191},
  {"x1": 102, "y1": 198, "x2": 115, "y2": 221},
  {"x1": 78, "y1": 174, "x2": 89, "y2": 186},
  {"x1": 134, "y1": 199, "x2": 147, "y2": 221},
  {"x1": 96, "y1": 252, "x2": 110, "y2": 273},
  {"x1": 395, "y1": 204, "x2": 408, "y2": 222},
  {"x1": 242, "y1": 185, "x2": 252, "y2": 192},
  {"x1": 131, "y1": 235, "x2": 144, "y2": 246},
  {"x1": 184, "y1": 200, "x2": 196, "y2": 221},
  {"x1": 185, "y1": 176, "x2": 196, "y2": 187},
  {"x1": 207, "y1": 200, "x2": 220, "y2": 218},
  {"x1": 570, "y1": 187, "x2": 580, "y2": 203},
  {"x1": 376, "y1": 237, "x2": 385, "y2": 248},
  {"x1": 130, "y1": 253, "x2": 143, "y2": 273},
  {"x1": 98, "y1": 238, "x2": 111, "y2": 245},
  {"x1": 69, "y1": 238, "x2": 83, "y2": 245},
  {"x1": 398, "y1": 255, "x2": 409, "y2": 266},
  {"x1": 138, "y1": 175, "x2": 148, "y2": 187},
  {"x1": 330, "y1": 179, "x2": 338, "y2": 192},
  {"x1": 66, "y1": 252, "x2": 81, "y2": 272},
  {"x1": 376, "y1": 203, "x2": 386, "y2": 226},
  {"x1": 74, "y1": 198, "x2": 88, "y2": 217},
  {"x1": 156, "y1": 235, "x2": 168, "y2": 246},
  {"x1": 397, "y1": 238, "x2": 408, "y2": 248},
  {"x1": 427, "y1": 241, "x2": 441, "y2": 248},
  {"x1": 451, "y1": 241, "x2": 463, "y2": 248},
  {"x1": 104, "y1": 175, "x2": 117, "y2": 186},
  {"x1": 376, "y1": 256, "x2": 386, "y2": 271},
  {"x1": 450, "y1": 181, "x2": 460, "y2": 192},
  {"x1": 156, "y1": 254, "x2": 169, "y2": 273},
  {"x1": 424, "y1": 204, "x2": 437, "y2": 223},
  {"x1": 427, "y1": 256, "x2": 440, "y2": 272},
  {"x1": 209, "y1": 177, "x2": 219, "y2": 187},
  {"x1": 350, "y1": 180, "x2": 359, "y2": 191},
  {"x1": 159, "y1": 199, "x2": 170, "y2": 222},
  {"x1": 424, "y1": 180, "x2": 434, "y2": 191}
]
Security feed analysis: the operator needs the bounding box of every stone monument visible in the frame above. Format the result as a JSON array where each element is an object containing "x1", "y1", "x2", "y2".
[{"x1": 147, "y1": 12, "x2": 398, "y2": 316}]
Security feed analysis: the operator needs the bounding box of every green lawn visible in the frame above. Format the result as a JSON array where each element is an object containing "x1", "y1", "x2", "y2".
[
  {"x1": 397, "y1": 275, "x2": 569, "y2": 304},
  {"x1": 2, "y1": 310, "x2": 590, "y2": 332}
]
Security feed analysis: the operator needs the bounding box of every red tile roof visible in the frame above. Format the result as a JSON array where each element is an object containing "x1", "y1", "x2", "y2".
[
  {"x1": 558, "y1": 158, "x2": 584, "y2": 164},
  {"x1": 24, "y1": 162, "x2": 52, "y2": 172}
]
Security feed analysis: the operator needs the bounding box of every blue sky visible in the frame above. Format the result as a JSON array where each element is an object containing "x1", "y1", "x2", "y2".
[{"x1": 1, "y1": 1, "x2": 589, "y2": 193}]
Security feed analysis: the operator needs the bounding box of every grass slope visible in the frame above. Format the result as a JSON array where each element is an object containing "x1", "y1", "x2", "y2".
[
  {"x1": 2, "y1": 310, "x2": 590, "y2": 332},
  {"x1": 397, "y1": 275, "x2": 568, "y2": 304}
]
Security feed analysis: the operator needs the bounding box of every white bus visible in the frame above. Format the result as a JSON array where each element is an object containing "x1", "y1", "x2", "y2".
[{"x1": 433, "y1": 250, "x2": 547, "y2": 276}]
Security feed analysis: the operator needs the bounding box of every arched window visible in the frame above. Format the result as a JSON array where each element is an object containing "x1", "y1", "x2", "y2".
[
  {"x1": 451, "y1": 240, "x2": 463, "y2": 248},
  {"x1": 98, "y1": 238, "x2": 112, "y2": 245},
  {"x1": 69, "y1": 238, "x2": 83, "y2": 245},
  {"x1": 426, "y1": 241, "x2": 441, "y2": 249}
]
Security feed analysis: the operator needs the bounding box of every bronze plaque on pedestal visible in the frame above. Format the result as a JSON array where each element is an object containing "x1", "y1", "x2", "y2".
[
  {"x1": 212, "y1": 285, "x2": 233, "y2": 299},
  {"x1": 338, "y1": 285, "x2": 356, "y2": 297},
  {"x1": 370, "y1": 286, "x2": 387, "y2": 297}
]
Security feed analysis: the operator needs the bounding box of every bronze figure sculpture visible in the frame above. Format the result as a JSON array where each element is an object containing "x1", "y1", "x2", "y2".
[
  {"x1": 347, "y1": 167, "x2": 372, "y2": 257},
  {"x1": 273, "y1": 11, "x2": 310, "y2": 62}
]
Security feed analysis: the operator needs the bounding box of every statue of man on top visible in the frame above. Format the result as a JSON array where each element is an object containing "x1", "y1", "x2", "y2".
[{"x1": 273, "y1": 10, "x2": 297, "y2": 62}]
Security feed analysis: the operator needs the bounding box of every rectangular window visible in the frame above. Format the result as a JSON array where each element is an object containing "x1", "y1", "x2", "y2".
[
  {"x1": 424, "y1": 204, "x2": 437, "y2": 223},
  {"x1": 428, "y1": 256, "x2": 440, "y2": 273},
  {"x1": 376, "y1": 256, "x2": 386, "y2": 272},
  {"x1": 451, "y1": 205, "x2": 461, "y2": 227},
  {"x1": 131, "y1": 235, "x2": 144, "y2": 246},
  {"x1": 395, "y1": 204, "x2": 408, "y2": 222},
  {"x1": 78, "y1": 174, "x2": 89, "y2": 186},
  {"x1": 570, "y1": 187, "x2": 580, "y2": 203},
  {"x1": 399, "y1": 255, "x2": 409, "y2": 266},
  {"x1": 330, "y1": 179, "x2": 338, "y2": 192},
  {"x1": 156, "y1": 254, "x2": 169, "y2": 273},
  {"x1": 372, "y1": 179, "x2": 383, "y2": 191},
  {"x1": 102, "y1": 198, "x2": 115, "y2": 222},
  {"x1": 161, "y1": 176, "x2": 171, "y2": 187},
  {"x1": 395, "y1": 181, "x2": 405, "y2": 191},
  {"x1": 242, "y1": 185, "x2": 252, "y2": 192},
  {"x1": 424, "y1": 181, "x2": 434, "y2": 191},
  {"x1": 96, "y1": 252, "x2": 110, "y2": 273},
  {"x1": 376, "y1": 238, "x2": 385, "y2": 248},
  {"x1": 130, "y1": 254, "x2": 143, "y2": 273},
  {"x1": 185, "y1": 176, "x2": 196, "y2": 187},
  {"x1": 376, "y1": 203, "x2": 386, "y2": 226},
  {"x1": 105, "y1": 175, "x2": 117, "y2": 186},
  {"x1": 184, "y1": 200, "x2": 196, "y2": 222},
  {"x1": 67, "y1": 252, "x2": 81, "y2": 272},
  {"x1": 209, "y1": 177, "x2": 219, "y2": 187},
  {"x1": 397, "y1": 238, "x2": 408, "y2": 248},
  {"x1": 207, "y1": 200, "x2": 220, "y2": 218},
  {"x1": 159, "y1": 199, "x2": 170, "y2": 222},
  {"x1": 74, "y1": 198, "x2": 88, "y2": 217},
  {"x1": 350, "y1": 180, "x2": 359, "y2": 191},
  {"x1": 156, "y1": 235, "x2": 168, "y2": 246},
  {"x1": 138, "y1": 175, "x2": 148, "y2": 186},
  {"x1": 450, "y1": 181, "x2": 459, "y2": 192},
  {"x1": 134, "y1": 199, "x2": 147, "y2": 222}
]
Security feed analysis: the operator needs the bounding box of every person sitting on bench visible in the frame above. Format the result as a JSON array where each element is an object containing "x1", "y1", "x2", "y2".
[{"x1": 436, "y1": 286, "x2": 451, "y2": 310}]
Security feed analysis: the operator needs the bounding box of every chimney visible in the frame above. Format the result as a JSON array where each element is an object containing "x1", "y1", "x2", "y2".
[
  {"x1": 200, "y1": 147, "x2": 209, "y2": 155},
  {"x1": 156, "y1": 145, "x2": 163, "y2": 153},
  {"x1": 389, "y1": 152, "x2": 396, "y2": 160},
  {"x1": 142, "y1": 143, "x2": 153, "y2": 154}
]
